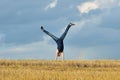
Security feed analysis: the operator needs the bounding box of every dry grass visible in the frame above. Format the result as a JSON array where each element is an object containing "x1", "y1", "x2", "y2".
[{"x1": 0, "y1": 59, "x2": 120, "y2": 80}]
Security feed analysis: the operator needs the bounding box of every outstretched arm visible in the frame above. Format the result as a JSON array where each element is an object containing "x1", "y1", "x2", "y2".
[{"x1": 41, "y1": 26, "x2": 58, "y2": 42}]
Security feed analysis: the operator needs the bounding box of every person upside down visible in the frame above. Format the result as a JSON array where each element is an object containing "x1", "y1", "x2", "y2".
[{"x1": 41, "y1": 23, "x2": 75, "y2": 60}]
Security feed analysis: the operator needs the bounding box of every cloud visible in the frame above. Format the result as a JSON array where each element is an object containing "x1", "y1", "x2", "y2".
[
  {"x1": 0, "y1": 0, "x2": 120, "y2": 60},
  {"x1": 77, "y1": 2, "x2": 98, "y2": 14},
  {"x1": 0, "y1": 35, "x2": 56, "y2": 60},
  {"x1": 77, "y1": 0, "x2": 120, "y2": 14},
  {"x1": 0, "y1": 35, "x2": 81, "y2": 60},
  {"x1": 75, "y1": 0, "x2": 120, "y2": 33},
  {"x1": 68, "y1": 0, "x2": 120, "y2": 47},
  {"x1": 0, "y1": 35, "x2": 52, "y2": 54},
  {"x1": 45, "y1": 0, "x2": 58, "y2": 11}
]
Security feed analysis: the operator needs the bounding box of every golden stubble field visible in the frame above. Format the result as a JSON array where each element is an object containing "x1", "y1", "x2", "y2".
[{"x1": 0, "y1": 60, "x2": 120, "y2": 80}]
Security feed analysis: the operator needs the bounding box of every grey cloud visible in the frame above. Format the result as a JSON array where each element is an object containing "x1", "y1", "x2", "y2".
[
  {"x1": 0, "y1": 0, "x2": 84, "y2": 25},
  {"x1": 0, "y1": 0, "x2": 52, "y2": 25},
  {"x1": 0, "y1": 0, "x2": 120, "y2": 60},
  {"x1": 0, "y1": 0, "x2": 83, "y2": 45}
]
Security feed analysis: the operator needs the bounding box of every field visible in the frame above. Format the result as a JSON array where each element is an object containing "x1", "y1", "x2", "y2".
[{"x1": 0, "y1": 60, "x2": 120, "y2": 80}]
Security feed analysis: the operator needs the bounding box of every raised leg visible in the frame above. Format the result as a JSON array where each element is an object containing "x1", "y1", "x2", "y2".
[
  {"x1": 60, "y1": 23, "x2": 75, "y2": 40},
  {"x1": 41, "y1": 26, "x2": 58, "y2": 42}
]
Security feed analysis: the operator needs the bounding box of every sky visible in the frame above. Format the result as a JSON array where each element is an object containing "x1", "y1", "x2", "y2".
[{"x1": 0, "y1": 0, "x2": 120, "y2": 60}]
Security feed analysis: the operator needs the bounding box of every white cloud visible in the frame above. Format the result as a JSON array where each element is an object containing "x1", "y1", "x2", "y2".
[
  {"x1": 77, "y1": 0, "x2": 120, "y2": 14},
  {"x1": 75, "y1": 0, "x2": 120, "y2": 31},
  {"x1": 77, "y1": 2, "x2": 98, "y2": 14},
  {"x1": 45, "y1": 0, "x2": 58, "y2": 11},
  {"x1": 74, "y1": 0, "x2": 120, "y2": 60}
]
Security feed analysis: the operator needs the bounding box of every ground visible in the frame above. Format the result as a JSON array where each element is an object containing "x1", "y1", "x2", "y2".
[{"x1": 0, "y1": 60, "x2": 120, "y2": 80}]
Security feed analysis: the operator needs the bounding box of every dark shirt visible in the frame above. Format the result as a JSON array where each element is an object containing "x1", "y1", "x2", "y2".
[{"x1": 56, "y1": 39, "x2": 64, "y2": 52}]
